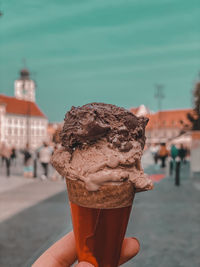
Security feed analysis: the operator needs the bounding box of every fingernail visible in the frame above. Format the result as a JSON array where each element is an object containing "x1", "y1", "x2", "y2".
[
  {"x1": 131, "y1": 237, "x2": 138, "y2": 241},
  {"x1": 77, "y1": 262, "x2": 94, "y2": 267}
]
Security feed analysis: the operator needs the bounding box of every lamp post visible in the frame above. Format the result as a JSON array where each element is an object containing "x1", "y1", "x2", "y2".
[
  {"x1": 23, "y1": 80, "x2": 31, "y2": 147},
  {"x1": 26, "y1": 101, "x2": 31, "y2": 146},
  {"x1": 154, "y1": 84, "x2": 165, "y2": 140}
]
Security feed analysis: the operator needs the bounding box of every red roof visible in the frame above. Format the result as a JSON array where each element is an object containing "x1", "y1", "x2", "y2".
[
  {"x1": 0, "y1": 94, "x2": 46, "y2": 118},
  {"x1": 146, "y1": 109, "x2": 193, "y2": 130}
]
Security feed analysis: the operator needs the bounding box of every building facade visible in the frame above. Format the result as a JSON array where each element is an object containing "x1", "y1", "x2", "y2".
[
  {"x1": 130, "y1": 106, "x2": 192, "y2": 144},
  {"x1": 0, "y1": 69, "x2": 48, "y2": 149}
]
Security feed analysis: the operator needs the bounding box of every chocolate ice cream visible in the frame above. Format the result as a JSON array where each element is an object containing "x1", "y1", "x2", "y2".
[{"x1": 51, "y1": 103, "x2": 153, "y2": 195}]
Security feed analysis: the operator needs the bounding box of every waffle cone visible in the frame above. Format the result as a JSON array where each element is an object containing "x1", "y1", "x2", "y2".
[{"x1": 66, "y1": 178, "x2": 135, "y2": 209}]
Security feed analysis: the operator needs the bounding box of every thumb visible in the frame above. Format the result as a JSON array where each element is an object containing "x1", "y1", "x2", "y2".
[{"x1": 75, "y1": 261, "x2": 94, "y2": 267}]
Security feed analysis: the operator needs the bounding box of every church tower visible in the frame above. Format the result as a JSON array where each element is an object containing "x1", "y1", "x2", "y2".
[{"x1": 14, "y1": 68, "x2": 35, "y2": 102}]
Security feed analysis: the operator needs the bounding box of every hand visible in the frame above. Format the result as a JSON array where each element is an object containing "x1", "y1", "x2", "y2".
[{"x1": 33, "y1": 231, "x2": 140, "y2": 267}]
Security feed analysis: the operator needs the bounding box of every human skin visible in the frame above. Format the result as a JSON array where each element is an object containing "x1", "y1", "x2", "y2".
[{"x1": 32, "y1": 231, "x2": 140, "y2": 267}]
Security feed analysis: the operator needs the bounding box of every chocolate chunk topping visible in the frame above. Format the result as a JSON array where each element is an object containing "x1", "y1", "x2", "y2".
[{"x1": 61, "y1": 103, "x2": 148, "y2": 152}]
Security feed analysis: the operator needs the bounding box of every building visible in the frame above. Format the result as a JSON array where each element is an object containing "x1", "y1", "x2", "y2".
[
  {"x1": 0, "y1": 69, "x2": 48, "y2": 148},
  {"x1": 130, "y1": 104, "x2": 150, "y2": 117},
  {"x1": 130, "y1": 105, "x2": 193, "y2": 144},
  {"x1": 146, "y1": 109, "x2": 192, "y2": 144}
]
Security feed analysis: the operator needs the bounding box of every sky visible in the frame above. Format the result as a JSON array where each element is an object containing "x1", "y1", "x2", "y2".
[{"x1": 0, "y1": 0, "x2": 200, "y2": 122}]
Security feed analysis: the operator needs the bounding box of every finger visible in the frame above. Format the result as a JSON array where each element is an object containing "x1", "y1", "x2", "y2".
[
  {"x1": 32, "y1": 231, "x2": 77, "y2": 267},
  {"x1": 118, "y1": 237, "x2": 140, "y2": 266},
  {"x1": 75, "y1": 261, "x2": 94, "y2": 267}
]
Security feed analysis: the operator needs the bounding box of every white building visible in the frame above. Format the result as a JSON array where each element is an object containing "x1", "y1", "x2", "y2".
[{"x1": 0, "y1": 69, "x2": 48, "y2": 149}]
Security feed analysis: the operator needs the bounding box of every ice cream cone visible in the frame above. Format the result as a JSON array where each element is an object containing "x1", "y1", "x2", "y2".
[
  {"x1": 66, "y1": 178, "x2": 135, "y2": 209},
  {"x1": 51, "y1": 103, "x2": 153, "y2": 267}
]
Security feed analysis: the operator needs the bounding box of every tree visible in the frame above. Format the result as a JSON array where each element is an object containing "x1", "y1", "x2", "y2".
[{"x1": 187, "y1": 81, "x2": 200, "y2": 130}]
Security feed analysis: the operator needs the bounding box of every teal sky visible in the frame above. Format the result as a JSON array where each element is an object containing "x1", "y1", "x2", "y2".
[{"x1": 0, "y1": 0, "x2": 200, "y2": 122}]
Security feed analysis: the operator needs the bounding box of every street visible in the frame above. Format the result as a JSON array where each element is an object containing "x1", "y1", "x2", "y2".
[{"x1": 0, "y1": 152, "x2": 200, "y2": 267}]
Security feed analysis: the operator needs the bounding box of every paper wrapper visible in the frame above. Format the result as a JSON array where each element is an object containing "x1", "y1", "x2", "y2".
[{"x1": 66, "y1": 178, "x2": 135, "y2": 267}]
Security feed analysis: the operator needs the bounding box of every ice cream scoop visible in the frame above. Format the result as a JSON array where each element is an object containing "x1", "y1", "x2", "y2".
[{"x1": 52, "y1": 103, "x2": 153, "y2": 197}]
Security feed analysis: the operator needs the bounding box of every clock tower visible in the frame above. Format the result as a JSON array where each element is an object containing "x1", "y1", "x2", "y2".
[{"x1": 14, "y1": 68, "x2": 35, "y2": 102}]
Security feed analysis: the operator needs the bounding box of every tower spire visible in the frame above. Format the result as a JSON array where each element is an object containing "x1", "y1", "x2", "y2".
[{"x1": 15, "y1": 67, "x2": 35, "y2": 102}]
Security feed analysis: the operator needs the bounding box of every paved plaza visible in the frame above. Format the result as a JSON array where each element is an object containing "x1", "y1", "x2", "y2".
[
  {"x1": 0, "y1": 153, "x2": 199, "y2": 267},
  {"x1": 126, "y1": 163, "x2": 200, "y2": 267}
]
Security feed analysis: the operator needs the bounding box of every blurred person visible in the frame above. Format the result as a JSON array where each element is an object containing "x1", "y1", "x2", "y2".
[
  {"x1": 170, "y1": 144, "x2": 178, "y2": 161},
  {"x1": 39, "y1": 142, "x2": 52, "y2": 180},
  {"x1": 178, "y1": 144, "x2": 187, "y2": 164},
  {"x1": 150, "y1": 143, "x2": 160, "y2": 164},
  {"x1": 0, "y1": 142, "x2": 5, "y2": 166},
  {"x1": 185, "y1": 146, "x2": 190, "y2": 161},
  {"x1": 10, "y1": 146, "x2": 17, "y2": 165},
  {"x1": 33, "y1": 231, "x2": 140, "y2": 267},
  {"x1": 0, "y1": 142, "x2": 11, "y2": 177},
  {"x1": 22, "y1": 143, "x2": 33, "y2": 178},
  {"x1": 159, "y1": 143, "x2": 169, "y2": 168}
]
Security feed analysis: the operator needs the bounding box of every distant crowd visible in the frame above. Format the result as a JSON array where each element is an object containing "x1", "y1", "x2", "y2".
[
  {"x1": 0, "y1": 142, "x2": 62, "y2": 180},
  {"x1": 0, "y1": 140, "x2": 190, "y2": 179},
  {"x1": 150, "y1": 143, "x2": 189, "y2": 168}
]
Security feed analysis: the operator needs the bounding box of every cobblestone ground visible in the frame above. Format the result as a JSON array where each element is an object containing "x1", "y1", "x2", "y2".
[
  {"x1": 125, "y1": 162, "x2": 200, "y2": 267},
  {"x1": 0, "y1": 152, "x2": 199, "y2": 267}
]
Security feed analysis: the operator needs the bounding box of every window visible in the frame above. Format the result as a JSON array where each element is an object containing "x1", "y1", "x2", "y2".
[
  {"x1": 8, "y1": 128, "x2": 12, "y2": 135},
  {"x1": 172, "y1": 120, "x2": 176, "y2": 126}
]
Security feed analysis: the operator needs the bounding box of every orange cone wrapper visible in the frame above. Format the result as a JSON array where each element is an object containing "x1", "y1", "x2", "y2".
[{"x1": 70, "y1": 202, "x2": 132, "y2": 267}]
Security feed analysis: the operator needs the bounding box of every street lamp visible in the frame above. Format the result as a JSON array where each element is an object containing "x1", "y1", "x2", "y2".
[{"x1": 154, "y1": 84, "x2": 165, "y2": 141}]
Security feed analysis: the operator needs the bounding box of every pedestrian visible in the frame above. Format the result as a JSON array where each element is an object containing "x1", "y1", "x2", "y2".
[
  {"x1": 39, "y1": 142, "x2": 52, "y2": 180},
  {"x1": 150, "y1": 143, "x2": 160, "y2": 164},
  {"x1": 159, "y1": 143, "x2": 169, "y2": 168},
  {"x1": 170, "y1": 144, "x2": 178, "y2": 161},
  {"x1": 10, "y1": 146, "x2": 17, "y2": 165},
  {"x1": 0, "y1": 142, "x2": 11, "y2": 177},
  {"x1": 22, "y1": 143, "x2": 33, "y2": 178},
  {"x1": 178, "y1": 144, "x2": 187, "y2": 164}
]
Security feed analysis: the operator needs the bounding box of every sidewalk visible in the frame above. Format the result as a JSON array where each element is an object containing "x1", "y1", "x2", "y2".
[
  {"x1": 0, "y1": 175, "x2": 33, "y2": 194},
  {"x1": 0, "y1": 175, "x2": 66, "y2": 222}
]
